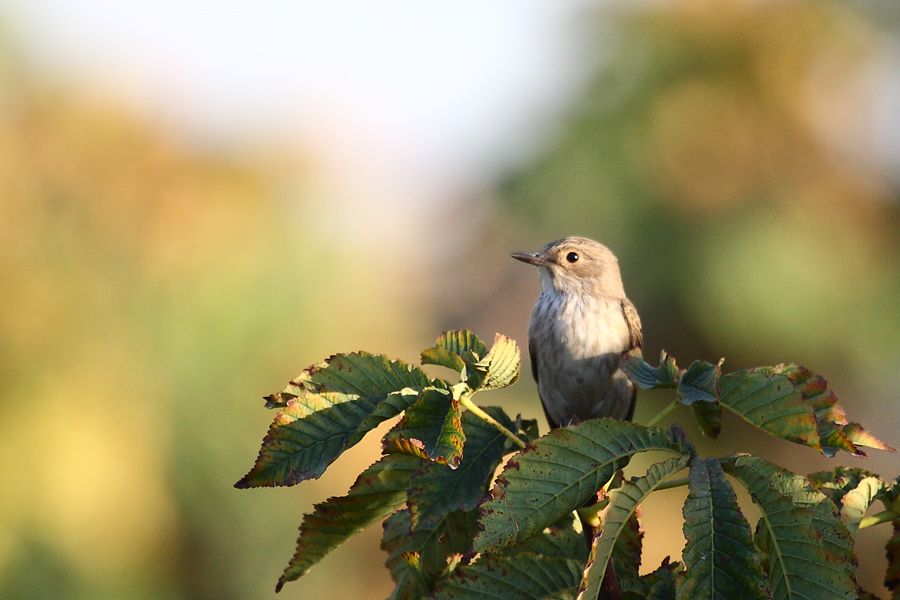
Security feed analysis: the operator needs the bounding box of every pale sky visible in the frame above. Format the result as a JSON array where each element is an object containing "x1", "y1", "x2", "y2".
[{"x1": 1, "y1": 1, "x2": 601, "y2": 189}]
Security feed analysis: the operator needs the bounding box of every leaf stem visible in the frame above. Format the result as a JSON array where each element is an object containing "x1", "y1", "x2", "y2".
[
  {"x1": 645, "y1": 399, "x2": 679, "y2": 428},
  {"x1": 459, "y1": 393, "x2": 527, "y2": 449},
  {"x1": 859, "y1": 510, "x2": 896, "y2": 530},
  {"x1": 654, "y1": 475, "x2": 689, "y2": 491}
]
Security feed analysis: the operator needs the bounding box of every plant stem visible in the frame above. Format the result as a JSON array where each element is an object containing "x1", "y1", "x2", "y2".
[
  {"x1": 859, "y1": 510, "x2": 897, "y2": 530},
  {"x1": 459, "y1": 394, "x2": 527, "y2": 449},
  {"x1": 645, "y1": 399, "x2": 679, "y2": 428},
  {"x1": 654, "y1": 475, "x2": 689, "y2": 491}
]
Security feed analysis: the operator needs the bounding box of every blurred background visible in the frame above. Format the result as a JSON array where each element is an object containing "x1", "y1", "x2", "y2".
[{"x1": 1, "y1": 0, "x2": 898, "y2": 598}]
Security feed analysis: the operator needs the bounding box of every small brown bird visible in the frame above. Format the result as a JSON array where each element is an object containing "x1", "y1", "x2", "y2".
[{"x1": 511, "y1": 236, "x2": 642, "y2": 429}]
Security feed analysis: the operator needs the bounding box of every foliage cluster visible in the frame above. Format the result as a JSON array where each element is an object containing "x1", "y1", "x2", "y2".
[{"x1": 237, "y1": 330, "x2": 897, "y2": 599}]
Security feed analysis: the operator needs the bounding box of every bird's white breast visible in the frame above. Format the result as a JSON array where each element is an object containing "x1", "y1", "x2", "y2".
[
  {"x1": 532, "y1": 291, "x2": 630, "y2": 359},
  {"x1": 529, "y1": 290, "x2": 633, "y2": 424}
]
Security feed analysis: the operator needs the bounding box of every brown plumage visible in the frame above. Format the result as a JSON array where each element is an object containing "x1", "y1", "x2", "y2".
[
  {"x1": 512, "y1": 236, "x2": 643, "y2": 600},
  {"x1": 512, "y1": 236, "x2": 643, "y2": 430}
]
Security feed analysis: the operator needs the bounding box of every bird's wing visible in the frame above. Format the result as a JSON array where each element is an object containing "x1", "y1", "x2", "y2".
[
  {"x1": 620, "y1": 298, "x2": 643, "y2": 350},
  {"x1": 620, "y1": 299, "x2": 642, "y2": 422},
  {"x1": 529, "y1": 337, "x2": 559, "y2": 430}
]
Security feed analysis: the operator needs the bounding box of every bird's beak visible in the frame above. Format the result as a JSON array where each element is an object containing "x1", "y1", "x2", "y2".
[{"x1": 510, "y1": 251, "x2": 547, "y2": 267}]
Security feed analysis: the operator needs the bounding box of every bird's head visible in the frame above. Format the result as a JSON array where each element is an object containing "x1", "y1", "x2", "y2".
[{"x1": 511, "y1": 236, "x2": 625, "y2": 297}]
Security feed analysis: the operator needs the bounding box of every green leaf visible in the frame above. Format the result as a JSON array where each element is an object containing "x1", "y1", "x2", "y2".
[
  {"x1": 676, "y1": 458, "x2": 768, "y2": 600},
  {"x1": 420, "y1": 330, "x2": 520, "y2": 391},
  {"x1": 407, "y1": 406, "x2": 514, "y2": 531},
  {"x1": 381, "y1": 509, "x2": 478, "y2": 600},
  {"x1": 421, "y1": 330, "x2": 488, "y2": 385},
  {"x1": 677, "y1": 360, "x2": 722, "y2": 405},
  {"x1": 502, "y1": 513, "x2": 589, "y2": 562},
  {"x1": 785, "y1": 366, "x2": 894, "y2": 457},
  {"x1": 841, "y1": 422, "x2": 895, "y2": 455},
  {"x1": 739, "y1": 457, "x2": 854, "y2": 575},
  {"x1": 622, "y1": 349, "x2": 680, "y2": 389},
  {"x1": 612, "y1": 513, "x2": 644, "y2": 594},
  {"x1": 887, "y1": 520, "x2": 900, "y2": 596},
  {"x1": 474, "y1": 333, "x2": 521, "y2": 390},
  {"x1": 723, "y1": 455, "x2": 856, "y2": 600},
  {"x1": 625, "y1": 352, "x2": 894, "y2": 457},
  {"x1": 432, "y1": 553, "x2": 583, "y2": 600},
  {"x1": 516, "y1": 414, "x2": 541, "y2": 443},
  {"x1": 808, "y1": 467, "x2": 878, "y2": 507},
  {"x1": 275, "y1": 454, "x2": 421, "y2": 591},
  {"x1": 633, "y1": 560, "x2": 681, "y2": 600},
  {"x1": 879, "y1": 479, "x2": 900, "y2": 595},
  {"x1": 717, "y1": 366, "x2": 821, "y2": 452},
  {"x1": 690, "y1": 400, "x2": 722, "y2": 439},
  {"x1": 474, "y1": 420, "x2": 692, "y2": 553},
  {"x1": 236, "y1": 353, "x2": 432, "y2": 487},
  {"x1": 578, "y1": 455, "x2": 690, "y2": 600},
  {"x1": 383, "y1": 386, "x2": 465, "y2": 467},
  {"x1": 388, "y1": 552, "x2": 430, "y2": 600},
  {"x1": 840, "y1": 477, "x2": 884, "y2": 536}
]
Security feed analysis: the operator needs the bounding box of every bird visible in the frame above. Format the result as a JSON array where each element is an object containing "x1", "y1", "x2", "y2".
[
  {"x1": 511, "y1": 236, "x2": 642, "y2": 429},
  {"x1": 512, "y1": 236, "x2": 643, "y2": 600}
]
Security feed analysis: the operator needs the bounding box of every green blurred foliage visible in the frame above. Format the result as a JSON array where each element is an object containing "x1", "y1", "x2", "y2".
[
  {"x1": 490, "y1": 0, "x2": 900, "y2": 447},
  {"x1": 475, "y1": 0, "x2": 900, "y2": 595},
  {"x1": 0, "y1": 37, "x2": 425, "y2": 600},
  {"x1": 2, "y1": 0, "x2": 899, "y2": 597}
]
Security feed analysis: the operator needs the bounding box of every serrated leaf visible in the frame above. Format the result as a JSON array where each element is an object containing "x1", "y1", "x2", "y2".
[
  {"x1": 474, "y1": 420, "x2": 692, "y2": 553},
  {"x1": 407, "y1": 406, "x2": 514, "y2": 531},
  {"x1": 737, "y1": 456, "x2": 855, "y2": 575},
  {"x1": 577, "y1": 455, "x2": 690, "y2": 600},
  {"x1": 723, "y1": 455, "x2": 856, "y2": 600},
  {"x1": 780, "y1": 366, "x2": 893, "y2": 457},
  {"x1": 808, "y1": 467, "x2": 878, "y2": 507},
  {"x1": 474, "y1": 333, "x2": 521, "y2": 390},
  {"x1": 275, "y1": 454, "x2": 421, "y2": 591},
  {"x1": 626, "y1": 352, "x2": 893, "y2": 457},
  {"x1": 841, "y1": 422, "x2": 895, "y2": 455},
  {"x1": 383, "y1": 387, "x2": 465, "y2": 467},
  {"x1": 237, "y1": 353, "x2": 432, "y2": 487},
  {"x1": 840, "y1": 477, "x2": 884, "y2": 536},
  {"x1": 390, "y1": 552, "x2": 430, "y2": 599},
  {"x1": 717, "y1": 366, "x2": 822, "y2": 451},
  {"x1": 676, "y1": 458, "x2": 768, "y2": 600},
  {"x1": 503, "y1": 513, "x2": 589, "y2": 562},
  {"x1": 622, "y1": 349, "x2": 680, "y2": 389},
  {"x1": 677, "y1": 360, "x2": 722, "y2": 405},
  {"x1": 382, "y1": 509, "x2": 478, "y2": 600},
  {"x1": 432, "y1": 553, "x2": 583, "y2": 599},
  {"x1": 421, "y1": 330, "x2": 488, "y2": 385}
]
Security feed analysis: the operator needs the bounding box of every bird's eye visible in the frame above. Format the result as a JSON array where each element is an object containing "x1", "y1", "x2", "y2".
[{"x1": 566, "y1": 251, "x2": 579, "y2": 263}]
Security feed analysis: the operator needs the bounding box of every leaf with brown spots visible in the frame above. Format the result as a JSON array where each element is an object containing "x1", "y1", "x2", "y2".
[
  {"x1": 236, "y1": 352, "x2": 432, "y2": 488},
  {"x1": 275, "y1": 454, "x2": 422, "y2": 591},
  {"x1": 578, "y1": 456, "x2": 690, "y2": 600},
  {"x1": 432, "y1": 552, "x2": 584, "y2": 599},
  {"x1": 383, "y1": 386, "x2": 466, "y2": 467},
  {"x1": 407, "y1": 406, "x2": 516, "y2": 531},
  {"x1": 474, "y1": 420, "x2": 692, "y2": 553},
  {"x1": 723, "y1": 455, "x2": 857, "y2": 600},
  {"x1": 381, "y1": 509, "x2": 479, "y2": 600},
  {"x1": 421, "y1": 329, "x2": 488, "y2": 388},
  {"x1": 624, "y1": 351, "x2": 894, "y2": 457}
]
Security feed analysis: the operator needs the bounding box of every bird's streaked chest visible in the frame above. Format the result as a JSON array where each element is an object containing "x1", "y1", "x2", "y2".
[{"x1": 529, "y1": 291, "x2": 630, "y2": 360}]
